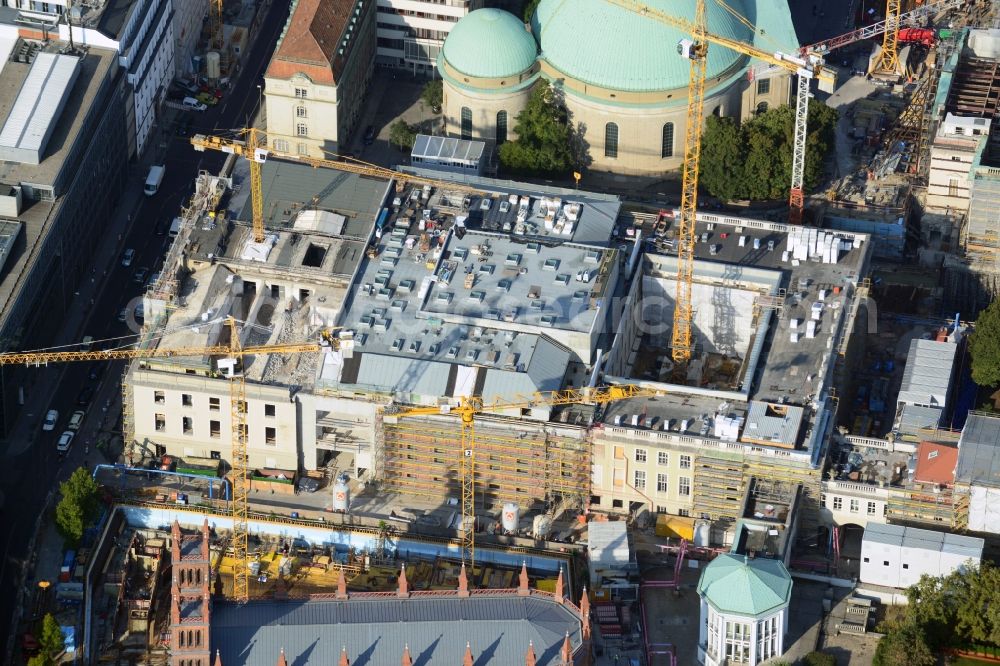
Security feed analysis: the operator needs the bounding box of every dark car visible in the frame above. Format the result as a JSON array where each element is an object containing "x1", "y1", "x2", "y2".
[
  {"x1": 77, "y1": 386, "x2": 94, "y2": 406},
  {"x1": 296, "y1": 477, "x2": 320, "y2": 493},
  {"x1": 175, "y1": 117, "x2": 192, "y2": 137},
  {"x1": 88, "y1": 363, "x2": 104, "y2": 382},
  {"x1": 363, "y1": 125, "x2": 376, "y2": 146}
]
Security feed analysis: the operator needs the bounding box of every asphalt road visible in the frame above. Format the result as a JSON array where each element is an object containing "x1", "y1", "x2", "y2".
[{"x1": 0, "y1": 0, "x2": 289, "y2": 654}]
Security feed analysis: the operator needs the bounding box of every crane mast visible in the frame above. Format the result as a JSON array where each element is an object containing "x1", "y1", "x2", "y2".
[
  {"x1": 392, "y1": 385, "x2": 662, "y2": 568},
  {"x1": 0, "y1": 320, "x2": 336, "y2": 603},
  {"x1": 672, "y1": 0, "x2": 707, "y2": 363}
]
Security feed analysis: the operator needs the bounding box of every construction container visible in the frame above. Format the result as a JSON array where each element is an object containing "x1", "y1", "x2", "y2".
[
  {"x1": 654, "y1": 514, "x2": 695, "y2": 540},
  {"x1": 332, "y1": 474, "x2": 350, "y2": 512},
  {"x1": 501, "y1": 502, "x2": 519, "y2": 532}
]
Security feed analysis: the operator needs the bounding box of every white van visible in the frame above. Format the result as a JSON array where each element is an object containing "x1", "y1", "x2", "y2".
[
  {"x1": 168, "y1": 217, "x2": 182, "y2": 238},
  {"x1": 144, "y1": 165, "x2": 165, "y2": 196},
  {"x1": 182, "y1": 96, "x2": 207, "y2": 112}
]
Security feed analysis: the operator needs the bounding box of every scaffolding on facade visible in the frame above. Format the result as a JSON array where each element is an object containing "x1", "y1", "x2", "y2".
[{"x1": 380, "y1": 416, "x2": 590, "y2": 511}]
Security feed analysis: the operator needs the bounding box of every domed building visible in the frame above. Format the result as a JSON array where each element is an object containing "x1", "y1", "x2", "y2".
[{"x1": 437, "y1": 1, "x2": 799, "y2": 177}]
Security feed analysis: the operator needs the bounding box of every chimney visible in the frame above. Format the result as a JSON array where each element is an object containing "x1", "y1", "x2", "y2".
[
  {"x1": 276, "y1": 648, "x2": 289, "y2": 666},
  {"x1": 201, "y1": 519, "x2": 210, "y2": 560},
  {"x1": 457, "y1": 562, "x2": 470, "y2": 598},
  {"x1": 559, "y1": 632, "x2": 573, "y2": 665},
  {"x1": 171, "y1": 520, "x2": 181, "y2": 562},
  {"x1": 525, "y1": 641, "x2": 537, "y2": 666},
  {"x1": 401, "y1": 644, "x2": 413, "y2": 666},
  {"x1": 554, "y1": 567, "x2": 565, "y2": 604},
  {"x1": 517, "y1": 561, "x2": 530, "y2": 597},
  {"x1": 580, "y1": 587, "x2": 591, "y2": 641},
  {"x1": 463, "y1": 642, "x2": 474, "y2": 666},
  {"x1": 397, "y1": 563, "x2": 409, "y2": 598},
  {"x1": 336, "y1": 567, "x2": 348, "y2": 600},
  {"x1": 339, "y1": 646, "x2": 350, "y2": 666}
]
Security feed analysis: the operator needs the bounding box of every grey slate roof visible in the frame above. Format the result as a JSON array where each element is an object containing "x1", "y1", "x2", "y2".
[
  {"x1": 956, "y1": 413, "x2": 1000, "y2": 488},
  {"x1": 897, "y1": 339, "x2": 956, "y2": 408},
  {"x1": 211, "y1": 595, "x2": 582, "y2": 665},
  {"x1": 741, "y1": 401, "x2": 804, "y2": 448}
]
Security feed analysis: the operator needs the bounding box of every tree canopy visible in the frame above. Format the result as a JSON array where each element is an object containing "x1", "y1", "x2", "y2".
[
  {"x1": 522, "y1": 0, "x2": 541, "y2": 22},
  {"x1": 54, "y1": 467, "x2": 100, "y2": 547},
  {"x1": 874, "y1": 562, "x2": 1000, "y2": 665},
  {"x1": 421, "y1": 80, "x2": 442, "y2": 112},
  {"x1": 389, "y1": 120, "x2": 418, "y2": 151},
  {"x1": 698, "y1": 101, "x2": 838, "y2": 201},
  {"x1": 498, "y1": 81, "x2": 574, "y2": 177},
  {"x1": 971, "y1": 299, "x2": 1000, "y2": 387}
]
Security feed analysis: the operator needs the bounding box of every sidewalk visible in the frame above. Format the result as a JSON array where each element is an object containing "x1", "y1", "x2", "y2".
[{"x1": 2, "y1": 118, "x2": 173, "y2": 459}]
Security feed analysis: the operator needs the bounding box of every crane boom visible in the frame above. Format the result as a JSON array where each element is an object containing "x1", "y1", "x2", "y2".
[
  {"x1": 800, "y1": 0, "x2": 967, "y2": 56},
  {"x1": 390, "y1": 383, "x2": 663, "y2": 566},
  {"x1": 0, "y1": 342, "x2": 322, "y2": 366},
  {"x1": 5, "y1": 320, "x2": 337, "y2": 603},
  {"x1": 606, "y1": 0, "x2": 824, "y2": 355}
]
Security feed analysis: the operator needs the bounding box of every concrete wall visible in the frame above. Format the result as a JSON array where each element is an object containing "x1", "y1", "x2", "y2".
[
  {"x1": 927, "y1": 141, "x2": 975, "y2": 212},
  {"x1": 131, "y1": 369, "x2": 299, "y2": 471}
]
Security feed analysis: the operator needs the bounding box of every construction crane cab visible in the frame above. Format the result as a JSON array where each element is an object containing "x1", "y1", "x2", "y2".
[{"x1": 677, "y1": 38, "x2": 705, "y2": 60}]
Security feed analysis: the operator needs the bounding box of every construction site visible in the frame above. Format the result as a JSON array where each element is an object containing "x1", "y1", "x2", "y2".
[{"x1": 10, "y1": 0, "x2": 1000, "y2": 665}]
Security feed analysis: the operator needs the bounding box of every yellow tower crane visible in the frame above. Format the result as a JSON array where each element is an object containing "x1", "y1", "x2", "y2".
[
  {"x1": 605, "y1": 0, "x2": 828, "y2": 362},
  {"x1": 191, "y1": 130, "x2": 489, "y2": 243},
  {"x1": 874, "y1": 0, "x2": 903, "y2": 75},
  {"x1": 0, "y1": 317, "x2": 341, "y2": 603},
  {"x1": 210, "y1": 0, "x2": 224, "y2": 52},
  {"x1": 390, "y1": 384, "x2": 663, "y2": 567}
]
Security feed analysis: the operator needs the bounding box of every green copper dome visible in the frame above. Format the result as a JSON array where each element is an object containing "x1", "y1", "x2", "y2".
[
  {"x1": 441, "y1": 9, "x2": 538, "y2": 79},
  {"x1": 531, "y1": 0, "x2": 793, "y2": 93},
  {"x1": 697, "y1": 554, "x2": 792, "y2": 617}
]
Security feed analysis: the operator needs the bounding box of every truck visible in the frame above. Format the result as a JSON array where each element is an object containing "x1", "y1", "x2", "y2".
[{"x1": 144, "y1": 165, "x2": 165, "y2": 196}]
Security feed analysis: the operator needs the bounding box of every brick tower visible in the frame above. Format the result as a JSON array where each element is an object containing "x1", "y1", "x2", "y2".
[{"x1": 169, "y1": 520, "x2": 212, "y2": 666}]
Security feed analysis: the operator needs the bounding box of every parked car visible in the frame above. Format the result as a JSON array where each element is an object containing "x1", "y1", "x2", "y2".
[
  {"x1": 133, "y1": 267, "x2": 149, "y2": 284},
  {"x1": 199, "y1": 84, "x2": 223, "y2": 99},
  {"x1": 135, "y1": 303, "x2": 144, "y2": 320},
  {"x1": 146, "y1": 271, "x2": 160, "y2": 288},
  {"x1": 363, "y1": 125, "x2": 376, "y2": 145},
  {"x1": 42, "y1": 409, "x2": 58, "y2": 431},
  {"x1": 175, "y1": 117, "x2": 192, "y2": 137},
  {"x1": 117, "y1": 307, "x2": 129, "y2": 323},
  {"x1": 77, "y1": 387, "x2": 94, "y2": 407},
  {"x1": 56, "y1": 430, "x2": 75, "y2": 453},
  {"x1": 88, "y1": 363, "x2": 104, "y2": 382},
  {"x1": 182, "y1": 97, "x2": 208, "y2": 112},
  {"x1": 196, "y1": 92, "x2": 219, "y2": 106},
  {"x1": 296, "y1": 477, "x2": 320, "y2": 493},
  {"x1": 121, "y1": 248, "x2": 135, "y2": 267},
  {"x1": 68, "y1": 410, "x2": 85, "y2": 431}
]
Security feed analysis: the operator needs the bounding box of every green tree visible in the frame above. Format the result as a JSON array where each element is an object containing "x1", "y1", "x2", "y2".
[
  {"x1": 697, "y1": 100, "x2": 838, "y2": 202},
  {"x1": 522, "y1": 0, "x2": 541, "y2": 22},
  {"x1": 421, "y1": 79, "x2": 442, "y2": 112},
  {"x1": 971, "y1": 299, "x2": 1000, "y2": 386},
  {"x1": 54, "y1": 467, "x2": 100, "y2": 547},
  {"x1": 39, "y1": 613, "x2": 63, "y2": 660},
  {"x1": 801, "y1": 652, "x2": 836, "y2": 666},
  {"x1": 389, "y1": 120, "x2": 418, "y2": 151},
  {"x1": 498, "y1": 81, "x2": 574, "y2": 176},
  {"x1": 872, "y1": 622, "x2": 935, "y2": 666},
  {"x1": 698, "y1": 116, "x2": 744, "y2": 201}
]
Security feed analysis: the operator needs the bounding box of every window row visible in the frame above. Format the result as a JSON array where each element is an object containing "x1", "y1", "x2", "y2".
[
  {"x1": 152, "y1": 392, "x2": 277, "y2": 416},
  {"x1": 827, "y1": 495, "x2": 881, "y2": 516},
  {"x1": 632, "y1": 448, "x2": 690, "y2": 468},
  {"x1": 604, "y1": 122, "x2": 675, "y2": 159},
  {"x1": 459, "y1": 108, "x2": 508, "y2": 144},
  {"x1": 153, "y1": 415, "x2": 278, "y2": 445},
  {"x1": 633, "y1": 470, "x2": 690, "y2": 496}
]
